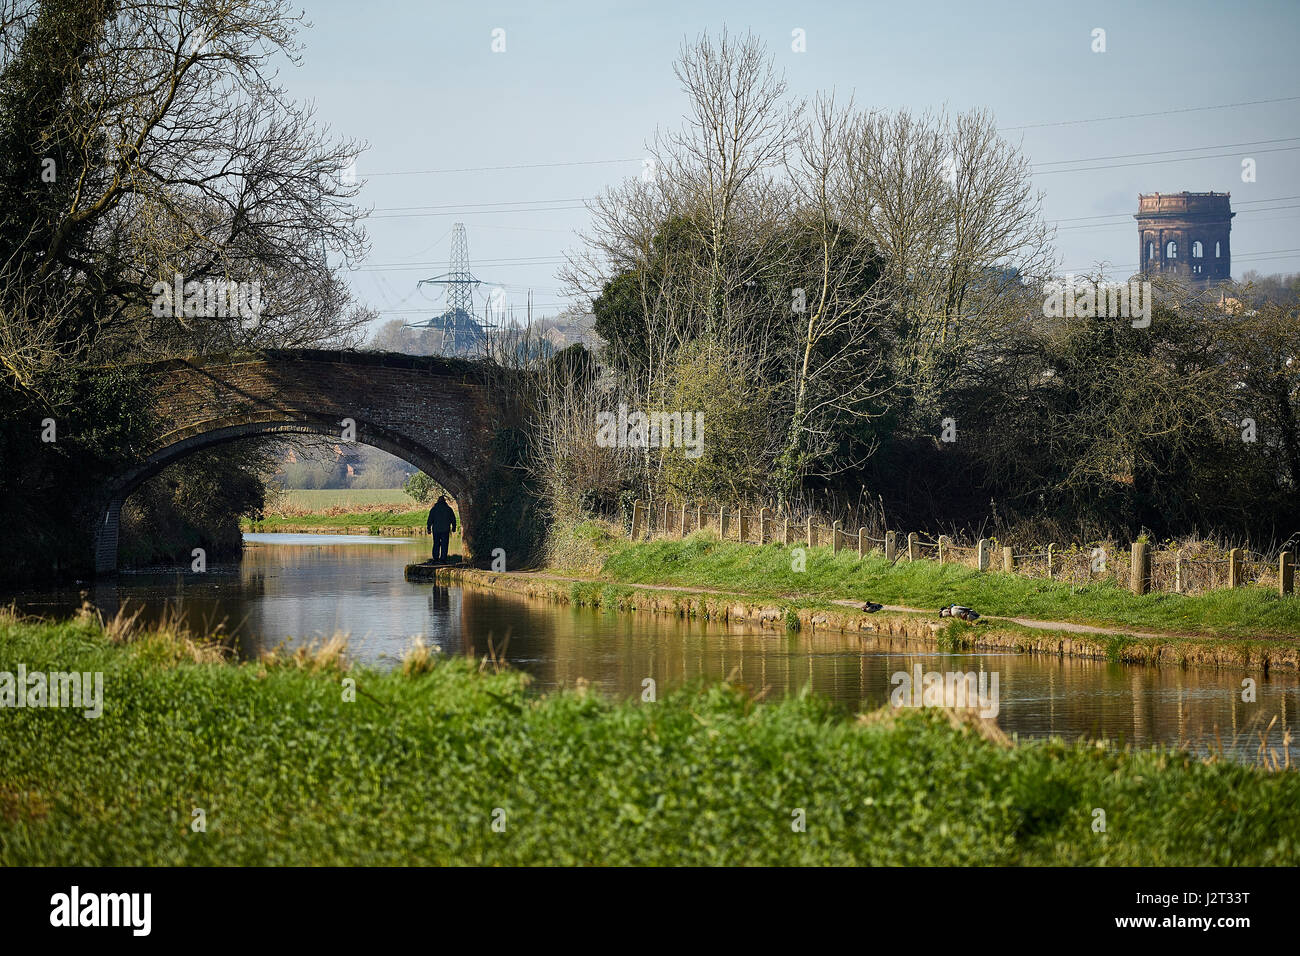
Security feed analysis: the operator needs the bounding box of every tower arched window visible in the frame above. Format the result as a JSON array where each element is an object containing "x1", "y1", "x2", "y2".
[
  {"x1": 1215, "y1": 241, "x2": 1222, "y2": 257},
  {"x1": 1192, "y1": 240, "x2": 1204, "y2": 258},
  {"x1": 1166, "y1": 240, "x2": 1178, "y2": 259}
]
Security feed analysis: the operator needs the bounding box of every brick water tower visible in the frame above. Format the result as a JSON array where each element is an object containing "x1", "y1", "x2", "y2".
[{"x1": 1135, "y1": 191, "x2": 1234, "y2": 288}]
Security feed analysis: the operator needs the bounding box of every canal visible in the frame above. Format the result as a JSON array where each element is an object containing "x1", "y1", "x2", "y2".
[{"x1": 9, "y1": 533, "x2": 1297, "y2": 764}]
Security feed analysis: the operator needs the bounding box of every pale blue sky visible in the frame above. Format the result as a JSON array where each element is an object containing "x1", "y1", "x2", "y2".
[{"x1": 284, "y1": 0, "x2": 1300, "y2": 331}]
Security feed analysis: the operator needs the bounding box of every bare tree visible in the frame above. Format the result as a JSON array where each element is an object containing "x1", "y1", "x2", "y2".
[
  {"x1": 840, "y1": 106, "x2": 1055, "y2": 415},
  {"x1": 0, "y1": 260, "x2": 85, "y2": 396},
  {"x1": 776, "y1": 94, "x2": 890, "y2": 491},
  {"x1": 565, "y1": 29, "x2": 802, "y2": 387},
  {"x1": 659, "y1": 28, "x2": 802, "y2": 332},
  {"x1": 1, "y1": 0, "x2": 369, "y2": 358}
]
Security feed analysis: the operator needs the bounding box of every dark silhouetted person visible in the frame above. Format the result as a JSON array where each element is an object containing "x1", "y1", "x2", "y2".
[
  {"x1": 426, "y1": 495, "x2": 456, "y2": 563},
  {"x1": 428, "y1": 585, "x2": 450, "y2": 612}
]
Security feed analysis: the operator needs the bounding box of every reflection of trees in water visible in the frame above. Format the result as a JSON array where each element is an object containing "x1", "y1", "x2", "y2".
[{"x1": 447, "y1": 596, "x2": 1297, "y2": 760}]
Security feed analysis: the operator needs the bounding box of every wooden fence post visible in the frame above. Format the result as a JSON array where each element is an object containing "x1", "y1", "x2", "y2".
[
  {"x1": 1281, "y1": 551, "x2": 1294, "y2": 596},
  {"x1": 737, "y1": 503, "x2": 748, "y2": 543},
  {"x1": 885, "y1": 530, "x2": 896, "y2": 561},
  {"x1": 678, "y1": 504, "x2": 688, "y2": 538},
  {"x1": 858, "y1": 527, "x2": 868, "y2": 559},
  {"x1": 937, "y1": 535, "x2": 950, "y2": 564},
  {"x1": 806, "y1": 516, "x2": 815, "y2": 549},
  {"x1": 977, "y1": 538, "x2": 990, "y2": 571},
  {"x1": 830, "y1": 520, "x2": 841, "y2": 553},
  {"x1": 1174, "y1": 550, "x2": 1184, "y2": 594},
  {"x1": 1229, "y1": 548, "x2": 1243, "y2": 588},
  {"x1": 759, "y1": 507, "x2": 771, "y2": 544},
  {"x1": 1047, "y1": 543, "x2": 1056, "y2": 579},
  {"x1": 1002, "y1": 546, "x2": 1014, "y2": 572},
  {"x1": 660, "y1": 500, "x2": 669, "y2": 537},
  {"x1": 696, "y1": 504, "x2": 704, "y2": 534},
  {"x1": 908, "y1": 532, "x2": 919, "y2": 561},
  {"x1": 719, "y1": 504, "x2": 729, "y2": 539},
  {"x1": 630, "y1": 500, "x2": 644, "y2": 540},
  {"x1": 783, "y1": 515, "x2": 793, "y2": 546},
  {"x1": 1130, "y1": 541, "x2": 1150, "y2": 595}
]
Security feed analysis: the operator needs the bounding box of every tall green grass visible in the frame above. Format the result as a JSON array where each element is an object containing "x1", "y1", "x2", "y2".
[
  {"x1": 2, "y1": 616, "x2": 1297, "y2": 865},
  {"x1": 592, "y1": 533, "x2": 1300, "y2": 639}
]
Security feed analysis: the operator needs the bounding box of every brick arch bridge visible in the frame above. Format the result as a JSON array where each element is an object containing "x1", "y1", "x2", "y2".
[{"x1": 92, "y1": 349, "x2": 504, "y2": 573}]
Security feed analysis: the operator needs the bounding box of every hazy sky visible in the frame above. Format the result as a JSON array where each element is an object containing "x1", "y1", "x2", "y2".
[{"x1": 284, "y1": 0, "x2": 1300, "y2": 332}]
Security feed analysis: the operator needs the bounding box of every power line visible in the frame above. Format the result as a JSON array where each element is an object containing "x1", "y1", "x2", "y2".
[
  {"x1": 369, "y1": 205, "x2": 589, "y2": 221},
  {"x1": 378, "y1": 303, "x2": 573, "y2": 314},
  {"x1": 474, "y1": 223, "x2": 580, "y2": 235},
  {"x1": 1035, "y1": 144, "x2": 1300, "y2": 175},
  {"x1": 1001, "y1": 95, "x2": 1300, "y2": 132},
  {"x1": 1060, "y1": 246, "x2": 1300, "y2": 273},
  {"x1": 353, "y1": 102, "x2": 1298, "y2": 182},
  {"x1": 349, "y1": 112, "x2": 1300, "y2": 276},
  {"x1": 354, "y1": 256, "x2": 566, "y2": 272},
  {"x1": 359, "y1": 139, "x2": 1300, "y2": 222},
  {"x1": 363, "y1": 158, "x2": 641, "y2": 178},
  {"x1": 1059, "y1": 212, "x2": 1300, "y2": 237},
  {"x1": 1051, "y1": 195, "x2": 1300, "y2": 224},
  {"x1": 1056, "y1": 202, "x2": 1300, "y2": 231},
  {"x1": 1031, "y1": 137, "x2": 1300, "y2": 169},
  {"x1": 371, "y1": 197, "x2": 591, "y2": 213}
]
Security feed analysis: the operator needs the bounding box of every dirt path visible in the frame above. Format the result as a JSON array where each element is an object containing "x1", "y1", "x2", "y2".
[{"x1": 824, "y1": 600, "x2": 1171, "y2": 640}]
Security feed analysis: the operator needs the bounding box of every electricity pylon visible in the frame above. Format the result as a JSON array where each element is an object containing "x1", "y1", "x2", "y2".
[{"x1": 406, "y1": 223, "x2": 497, "y2": 355}]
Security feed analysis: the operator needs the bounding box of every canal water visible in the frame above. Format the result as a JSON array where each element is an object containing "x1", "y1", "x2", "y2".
[{"x1": 9, "y1": 533, "x2": 1298, "y2": 764}]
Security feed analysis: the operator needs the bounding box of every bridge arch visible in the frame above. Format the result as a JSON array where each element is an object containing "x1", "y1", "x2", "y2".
[
  {"x1": 88, "y1": 350, "x2": 501, "y2": 573},
  {"x1": 93, "y1": 418, "x2": 470, "y2": 573}
]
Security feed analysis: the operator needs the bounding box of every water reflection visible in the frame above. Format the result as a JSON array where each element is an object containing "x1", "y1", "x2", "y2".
[{"x1": 5, "y1": 534, "x2": 1297, "y2": 764}]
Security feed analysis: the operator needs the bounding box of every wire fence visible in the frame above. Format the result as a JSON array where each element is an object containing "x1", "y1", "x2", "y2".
[{"x1": 628, "y1": 499, "x2": 1297, "y2": 597}]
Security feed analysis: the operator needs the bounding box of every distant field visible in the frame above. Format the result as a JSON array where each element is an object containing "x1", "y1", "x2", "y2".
[
  {"x1": 244, "y1": 486, "x2": 456, "y2": 532},
  {"x1": 245, "y1": 510, "x2": 444, "y2": 531},
  {"x1": 274, "y1": 488, "x2": 414, "y2": 510}
]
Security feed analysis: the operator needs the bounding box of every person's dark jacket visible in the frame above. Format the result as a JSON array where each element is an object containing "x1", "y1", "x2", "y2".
[{"x1": 427, "y1": 500, "x2": 456, "y2": 535}]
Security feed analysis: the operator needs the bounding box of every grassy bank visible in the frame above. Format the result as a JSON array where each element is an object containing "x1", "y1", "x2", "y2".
[
  {"x1": 429, "y1": 565, "x2": 1300, "y2": 672},
  {"x1": 558, "y1": 526, "x2": 1300, "y2": 641},
  {"x1": 2, "y1": 613, "x2": 1298, "y2": 865}
]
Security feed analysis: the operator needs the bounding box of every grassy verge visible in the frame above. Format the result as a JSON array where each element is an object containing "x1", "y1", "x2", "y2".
[
  {"x1": 568, "y1": 527, "x2": 1300, "y2": 640},
  {"x1": 2, "y1": 614, "x2": 1298, "y2": 865}
]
